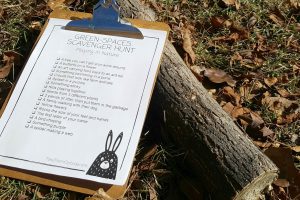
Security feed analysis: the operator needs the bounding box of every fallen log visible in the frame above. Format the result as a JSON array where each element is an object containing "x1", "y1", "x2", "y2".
[{"x1": 119, "y1": 1, "x2": 279, "y2": 199}]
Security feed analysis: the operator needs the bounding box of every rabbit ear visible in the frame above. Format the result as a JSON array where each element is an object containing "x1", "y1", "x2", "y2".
[
  {"x1": 112, "y1": 132, "x2": 123, "y2": 152},
  {"x1": 105, "y1": 130, "x2": 113, "y2": 151}
]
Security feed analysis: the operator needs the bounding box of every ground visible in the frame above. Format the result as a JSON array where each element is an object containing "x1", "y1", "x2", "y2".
[{"x1": 0, "y1": 0, "x2": 299, "y2": 199}]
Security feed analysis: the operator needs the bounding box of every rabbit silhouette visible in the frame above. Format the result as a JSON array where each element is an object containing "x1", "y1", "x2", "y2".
[{"x1": 86, "y1": 130, "x2": 123, "y2": 179}]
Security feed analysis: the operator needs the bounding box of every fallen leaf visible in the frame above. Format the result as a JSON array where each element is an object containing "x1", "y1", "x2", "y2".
[
  {"x1": 265, "y1": 147, "x2": 300, "y2": 198},
  {"x1": 273, "y1": 179, "x2": 290, "y2": 188},
  {"x1": 181, "y1": 27, "x2": 196, "y2": 64},
  {"x1": 247, "y1": 15, "x2": 257, "y2": 27},
  {"x1": 262, "y1": 96, "x2": 297, "y2": 116},
  {"x1": 85, "y1": 188, "x2": 114, "y2": 200},
  {"x1": 0, "y1": 52, "x2": 20, "y2": 79},
  {"x1": 277, "y1": 113, "x2": 299, "y2": 124},
  {"x1": 29, "y1": 21, "x2": 42, "y2": 31},
  {"x1": 269, "y1": 14, "x2": 284, "y2": 26},
  {"x1": 291, "y1": 146, "x2": 300, "y2": 153},
  {"x1": 253, "y1": 141, "x2": 272, "y2": 148},
  {"x1": 47, "y1": 0, "x2": 69, "y2": 10},
  {"x1": 259, "y1": 126, "x2": 274, "y2": 137},
  {"x1": 250, "y1": 112, "x2": 264, "y2": 128},
  {"x1": 264, "y1": 77, "x2": 278, "y2": 87},
  {"x1": 204, "y1": 69, "x2": 236, "y2": 87},
  {"x1": 221, "y1": 0, "x2": 235, "y2": 6},
  {"x1": 211, "y1": 16, "x2": 225, "y2": 28},
  {"x1": 190, "y1": 65, "x2": 205, "y2": 80},
  {"x1": 17, "y1": 194, "x2": 28, "y2": 200},
  {"x1": 149, "y1": 186, "x2": 158, "y2": 200},
  {"x1": 220, "y1": 86, "x2": 240, "y2": 105}
]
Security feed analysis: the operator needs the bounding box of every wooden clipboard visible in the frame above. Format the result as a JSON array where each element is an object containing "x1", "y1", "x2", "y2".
[{"x1": 0, "y1": 5, "x2": 169, "y2": 199}]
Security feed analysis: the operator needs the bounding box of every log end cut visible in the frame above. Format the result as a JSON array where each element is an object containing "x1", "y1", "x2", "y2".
[{"x1": 234, "y1": 171, "x2": 278, "y2": 200}]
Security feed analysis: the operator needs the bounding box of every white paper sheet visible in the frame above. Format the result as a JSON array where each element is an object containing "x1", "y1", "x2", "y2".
[{"x1": 0, "y1": 18, "x2": 167, "y2": 185}]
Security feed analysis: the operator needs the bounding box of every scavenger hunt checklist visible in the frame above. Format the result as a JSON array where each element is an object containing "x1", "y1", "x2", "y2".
[{"x1": 0, "y1": 18, "x2": 167, "y2": 185}]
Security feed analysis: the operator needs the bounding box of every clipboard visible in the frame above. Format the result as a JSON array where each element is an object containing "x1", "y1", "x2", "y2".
[{"x1": 0, "y1": 0, "x2": 169, "y2": 198}]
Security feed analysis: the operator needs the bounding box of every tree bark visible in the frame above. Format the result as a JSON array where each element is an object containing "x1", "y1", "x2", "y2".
[{"x1": 119, "y1": 1, "x2": 279, "y2": 199}]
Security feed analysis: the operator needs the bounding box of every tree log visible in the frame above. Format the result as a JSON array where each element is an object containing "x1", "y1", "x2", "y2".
[{"x1": 119, "y1": 1, "x2": 279, "y2": 199}]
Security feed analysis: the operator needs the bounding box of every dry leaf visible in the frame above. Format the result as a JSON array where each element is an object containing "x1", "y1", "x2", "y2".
[
  {"x1": 273, "y1": 179, "x2": 290, "y2": 188},
  {"x1": 29, "y1": 21, "x2": 42, "y2": 31},
  {"x1": 264, "y1": 77, "x2": 278, "y2": 87},
  {"x1": 291, "y1": 146, "x2": 300, "y2": 152},
  {"x1": 253, "y1": 141, "x2": 272, "y2": 148},
  {"x1": 265, "y1": 147, "x2": 300, "y2": 198},
  {"x1": 262, "y1": 96, "x2": 297, "y2": 116},
  {"x1": 85, "y1": 188, "x2": 114, "y2": 200},
  {"x1": 269, "y1": 14, "x2": 284, "y2": 26},
  {"x1": 149, "y1": 186, "x2": 158, "y2": 200},
  {"x1": 250, "y1": 111, "x2": 264, "y2": 128},
  {"x1": 259, "y1": 126, "x2": 274, "y2": 137},
  {"x1": 204, "y1": 69, "x2": 236, "y2": 87},
  {"x1": 0, "y1": 52, "x2": 20, "y2": 78},
  {"x1": 277, "y1": 113, "x2": 299, "y2": 124},
  {"x1": 221, "y1": 0, "x2": 236, "y2": 6},
  {"x1": 17, "y1": 194, "x2": 29, "y2": 200},
  {"x1": 211, "y1": 16, "x2": 225, "y2": 28},
  {"x1": 221, "y1": 86, "x2": 240, "y2": 105},
  {"x1": 47, "y1": 0, "x2": 69, "y2": 10},
  {"x1": 181, "y1": 27, "x2": 196, "y2": 64}
]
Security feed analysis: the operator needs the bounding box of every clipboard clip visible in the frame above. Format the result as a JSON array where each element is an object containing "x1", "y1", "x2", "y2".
[{"x1": 65, "y1": 0, "x2": 144, "y2": 39}]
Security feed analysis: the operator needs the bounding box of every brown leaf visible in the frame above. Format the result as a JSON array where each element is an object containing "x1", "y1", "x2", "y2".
[
  {"x1": 250, "y1": 111, "x2": 264, "y2": 128},
  {"x1": 47, "y1": 0, "x2": 69, "y2": 10},
  {"x1": 221, "y1": 0, "x2": 236, "y2": 6},
  {"x1": 0, "y1": 52, "x2": 19, "y2": 79},
  {"x1": 149, "y1": 187, "x2": 158, "y2": 200},
  {"x1": 277, "y1": 113, "x2": 299, "y2": 124},
  {"x1": 85, "y1": 188, "x2": 114, "y2": 200},
  {"x1": 211, "y1": 16, "x2": 225, "y2": 28},
  {"x1": 29, "y1": 21, "x2": 42, "y2": 31},
  {"x1": 273, "y1": 179, "x2": 290, "y2": 188},
  {"x1": 181, "y1": 27, "x2": 196, "y2": 64},
  {"x1": 204, "y1": 69, "x2": 236, "y2": 87},
  {"x1": 220, "y1": 86, "x2": 240, "y2": 105},
  {"x1": 264, "y1": 77, "x2": 278, "y2": 87},
  {"x1": 259, "y1": 126, "x2": 274, "y2": 137},
  {"x1": 262, "y1": 96, "x2": 297, "y2": 116},
  {"x1": 291, "y1": 146, "x2": 300, "y2": 153},
  {"x1": 265, "y1": 147, "x2": 300, "y2": 198},
  {"x1": 222, "y1": 102, "x2": 235, "y2": 114},
  {"x1": 253, "y1": 141, "x2": 272, "y2": 148},
  {"x1": 269, "y1": 14, "x2": 284, "y2": 26},
  {"x1": 18, "y1": 194, "x2": 29, "y2": 200}
]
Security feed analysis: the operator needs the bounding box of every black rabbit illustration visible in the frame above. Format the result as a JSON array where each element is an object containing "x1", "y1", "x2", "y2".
[{"x1": 86, "y1": 130, "x2": 123, "y2": 180}]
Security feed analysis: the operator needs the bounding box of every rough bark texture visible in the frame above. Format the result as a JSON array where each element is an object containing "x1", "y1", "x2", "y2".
[{"x1": 119, "y1": 1, "x2": 279, "y2": 199}]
